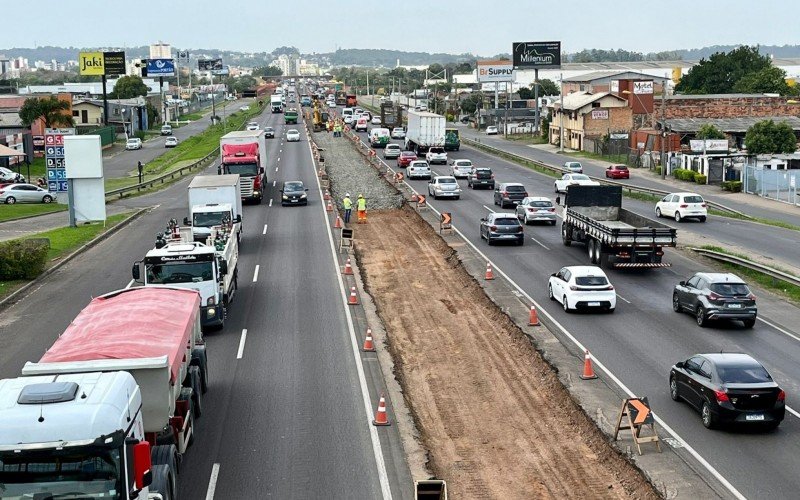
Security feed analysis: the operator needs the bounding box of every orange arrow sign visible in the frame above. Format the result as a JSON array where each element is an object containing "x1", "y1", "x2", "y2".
[
  {"x1": 629, "y1": 399, "x2": 651, "y2": 424},
  {"x1": 417, "y1": 195, "x2": 426, "y2": 205},
  {"x1": 442, "y1": 212, "x2": 452, "y2": 225}
]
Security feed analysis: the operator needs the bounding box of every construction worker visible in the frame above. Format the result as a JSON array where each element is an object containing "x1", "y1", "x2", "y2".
[
  {"x1": 342, "y1": 193, "x2": 353, "y2": 224},
  {"x1": 356, "y1": 194, "x2": 367, "y2": 224}
]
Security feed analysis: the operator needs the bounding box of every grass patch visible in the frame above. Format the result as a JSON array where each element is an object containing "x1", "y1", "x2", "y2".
[
  {"x1": 697, "y1": 245, "x2": 800, "y2": 303},
  {"x1": 0, "y1": 203, "x2": 67, "y2": 222},
  {"x1": 505, "y1": 135, "x2": 547, "y2": 145},
  {"x1": 178, "y1": 111, "x2": 207, "y2": 122}
]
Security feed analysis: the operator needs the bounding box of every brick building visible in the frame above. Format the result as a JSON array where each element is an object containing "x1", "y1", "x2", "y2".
[{"x1": 548, "y1": 91, "x2": 632, "y2": 151}]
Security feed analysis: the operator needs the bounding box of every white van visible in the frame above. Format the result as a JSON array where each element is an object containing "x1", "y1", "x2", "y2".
[
  {"x1": 369, "y1": 128, "x2": 391, "y2": 147},
  {"x1": 354, "y1": 116, "x2": 368, "y2": 132}
]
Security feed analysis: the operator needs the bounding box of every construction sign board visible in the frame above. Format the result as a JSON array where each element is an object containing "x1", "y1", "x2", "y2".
[
  {"x1": 613, "y1": 397, "x2": 661, "y2": 455},
  {"x1": 415, "y1": 194, "x2": 427, "y2": 211},
  {"x1": 440, "y1": 212, "x2": 453, "y2": 234}
]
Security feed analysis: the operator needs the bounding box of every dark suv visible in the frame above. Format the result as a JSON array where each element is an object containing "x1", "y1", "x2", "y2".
[
  {"x1": 673, "y1": 272, "x2": 757, "y2": 328},
  {"x1": 467, "y1": 167, "x2": 495, "y2": 189},
  {"x1": 493, "y1": 183, "x2": 528, "y2": 208}
]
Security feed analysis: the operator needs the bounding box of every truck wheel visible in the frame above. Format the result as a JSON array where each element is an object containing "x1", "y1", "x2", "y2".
[
  {"x1": 189, "y1": 366, "x2": 203, "y2": 418},
  {"x1": 561, "y1": 225, "x2": 571, "y2": 246},
  {"x1": 150, "y1": 464, "x2": 176, "y2": 500},
  {"x1": 191, "y1": 348, "x2": 209, "y2": 393},
  {"x1": 151, "y1": 444, "x2": 179, "y2": 475}
]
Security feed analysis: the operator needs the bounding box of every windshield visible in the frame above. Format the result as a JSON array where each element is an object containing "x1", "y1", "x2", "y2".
[
  {"x1": 438, "y1": 178, "x2": 457, "y2": 184},
  {"x1": 710, "y1": 283, "x2": 750, "y2": 296},
  {"x1": 455, "y1": 161, "x2": 472, "y2": 168},
  {"x1": 684, "y1": 195, "x2": 704, "y2": 203},
  {"x1": 147, "y1": 261, "x2": 214, "y2": 284},
  {"x1": 494, "y1": 218, "x2": 518, "y2": 225},
  {"x1": 571, "y1": 175, "x2": 590, "y2": 180},
  {"x1": 225, "y1": 163, "x2": 258, "y2": 176},
  {"x1": 284, "y1": 182, "x2": 304, "y2": 192},
  {"x1": 717, "y1": 364, "x2": 772, "y2": 384},
  {"x1": 476, "y1": 170, "x2": 492, "y2": 178},
  {"x1": 0, "y1": 445, "x2": 122, "y2": 499},
  {"x1": 575, "y1": 276, "x2": 609, "y2": 286},
  {"x1": 193, "y1": 211, "x2": 229, "y2": 228}
]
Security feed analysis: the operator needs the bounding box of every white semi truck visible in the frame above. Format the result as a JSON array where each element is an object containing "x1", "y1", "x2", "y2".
[
  {"x1": 185, "y1": 175, "x2": 243, "y2": 244},
  {"x1": 404, "y1": 110, "x2": 445, "y2": 156},
  {"x1": 133, "y1": 219, "x2": 239, "y2": 329},
  {"x1": 0, "y1": 287, "x2": 207, "y2": 500}
]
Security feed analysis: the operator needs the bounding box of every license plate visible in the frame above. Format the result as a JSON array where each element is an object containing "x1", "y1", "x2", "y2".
[
  {"x1": 290, "y1": 199, "x2": 298, "y2": 203},
  {"x1": 727, "y1": 303, "x2": 742, "y2": 308},
  {"x1": 588, "y1": 302, "x2": 601, "y2": 307},
  {"x1": 745, "y1": 414, "x2": 764, "y2": 421}
]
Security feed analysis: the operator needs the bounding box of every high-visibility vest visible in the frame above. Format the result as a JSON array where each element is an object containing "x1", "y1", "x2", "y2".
[
  {"x1": 357, "y1": 198, "x2": 366, "y2": 211},
  {"x1": 343, "y1": 197, "x2": 353, "y2": 209}
]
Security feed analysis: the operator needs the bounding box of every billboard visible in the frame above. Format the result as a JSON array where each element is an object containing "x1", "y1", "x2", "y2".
[
  {"x1": 198, "y1": 58, "x2": 223, "y2": 71},
  {"x1": 512, "y1": 41, "x2": 562, "y2": 69},
  {"x1": 211, "y1": 65, "x2": 230, "y2": 76},
  {"x1": 176, "y1": 50, "x2": 190, "y2": 63},
  {"x1": 633, "y1": 81, "x2": 654, "y2": 94},
  {"x1": 477, "y1": 60, "x2": 514, "y2": 83},
  {"x1": 78, "y1": 52, "x2": 105, "y2": 76},
  {"x1": 103, "y1": 51, "x2": 126, "y2": 76},
  {"x1": 146, "y1": 58, "x2": 175, "y2": 77}
]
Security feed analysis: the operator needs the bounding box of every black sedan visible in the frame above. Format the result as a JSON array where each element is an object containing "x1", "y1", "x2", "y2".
[
  {"x1": 479, "y1": 213, "x2": 524, "y2": 246},
  {"x1": 264, "y1": 127, "x2": 275, "y2": 138},
  {"x1": 670, "y1": 353, "x2": 785, "y2": 430},
  {"x1": 280, "y1": 181, "x2": 308, "y2": 206}
]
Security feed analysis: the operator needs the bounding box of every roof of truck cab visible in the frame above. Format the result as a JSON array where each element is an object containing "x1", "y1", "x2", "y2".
[
  {"x1": 39, "y1": 287, "x2": 200, "y2": 384},
  {"x1": 189, "y1": 174, "x2": 240, "y2": 188},
  {"x1": 221, "y1": 130, "x2": 263, "y2": 139}
]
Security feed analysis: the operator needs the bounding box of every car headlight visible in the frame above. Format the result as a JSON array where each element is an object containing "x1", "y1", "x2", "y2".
[
  {"x1": 300, "y1": 193, "x2": 307, "y2": 198},
  {"x1": 282, "y1": 195, "x2": 288, "y2": 200},
  {"x1": 206, "y1": 307, "x2": 216, "y2": 317}
]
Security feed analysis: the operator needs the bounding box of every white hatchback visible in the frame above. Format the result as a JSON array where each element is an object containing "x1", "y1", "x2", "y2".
[
  {"x1": 450, "y1": 159, "x2": 473, "y2": 178},
  {"x1": 655, "y1": 192, "x2": 707, "y2": 222},
  {"x1": 548, "y1": 266, "x2": 616, "y2": 313},
  {"x1": 286, "y1": 129, "x2": 301, "y2": 142}
]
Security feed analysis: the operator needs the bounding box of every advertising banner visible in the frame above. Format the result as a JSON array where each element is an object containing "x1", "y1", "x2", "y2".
[
  {"x1": 176, "y1": 50, "x2": 190, "y2": 63},
  {"x1": 591, "y1": 109, "x2": 609, "y2": 120},
  {"x1": 477, "y1": 60, "x2": 515, "y2": 82},
  {"x1": 198, "y1": 58, "x2": 223, "y2": 71},
  {"x1": 44, "y1": 128, "x2": 75, "y2": 193},
  {"x1": 633, "y1": 81, "x2": 654, "y2": 94},
  {"x1": 146, "y1": 58, "x2": 175, "y2": 77},
  {"x1": 78, "y1": 52, "x2": 105, "y2": 76},
  {"x1": 512, "y1": 41, "x2": 562, "y2": 69},
  {"x1": 103, "y1": 51, "x2": 126, "y2": 76}
]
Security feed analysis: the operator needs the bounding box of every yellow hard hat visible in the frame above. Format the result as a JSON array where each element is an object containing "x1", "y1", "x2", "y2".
[{"x1": 358, "y1": 194, "x2": 363, "y2": 198}]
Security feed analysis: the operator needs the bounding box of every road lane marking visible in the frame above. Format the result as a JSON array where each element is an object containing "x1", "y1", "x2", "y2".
[
  {"x1": 252, "y1": 265, "x2": 260, "y2": 282},
  {"x1": 615, "y1": 294, "x2": 631, "y2": 304},
  {"x1": 758, "y1": 316, "x2": 800, "y2": 343},
  {"x1": 276, "y1": 166, "x2": 279, "y2": 172},
  {"x1": 269, "y1": 198, "x2": 273, "y2": 207},
  {"x1": 529, "y1": 236, "x2": 549, "y2": 250},
  {"x1": 236, "y1": 330, "x2": 247, "y2": 359},
  {"x1": 482, "y1": 205, "x2": 495, "y2": 213},
  {"x1": 205, "y1": 463, "x2": 220, "y2": 500},
  {"x1": 273, "y1": 180, "x2": 276, "y2": 187},
  {"x1": 277, "y1": 157, "x2": 280, "y2": 162},
  {"x1": 263, "y1": 224, "x2": 268, "y2": 235}
]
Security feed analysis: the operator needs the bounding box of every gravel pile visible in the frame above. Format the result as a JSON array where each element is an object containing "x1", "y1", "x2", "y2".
[{"x1": 311, "y1": 130, "x2": 403, "y2": 211}]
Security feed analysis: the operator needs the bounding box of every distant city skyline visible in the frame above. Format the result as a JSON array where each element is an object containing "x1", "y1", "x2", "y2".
[{"x1": 4, "y1": 0, "x2": 798, "y2": 56}]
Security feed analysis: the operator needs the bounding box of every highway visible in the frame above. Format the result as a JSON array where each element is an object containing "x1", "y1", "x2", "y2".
[
  {"x1": 0, "y1": 103, "x2": 409, "y2": 498},
  {"x1": 350, "y1": 119, "x2": 800, "y2": 499}
]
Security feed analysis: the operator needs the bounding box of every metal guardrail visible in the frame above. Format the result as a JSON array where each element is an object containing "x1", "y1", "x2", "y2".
[
  {"x1": 104, "y1": 148, "x2": 220, "y2": 199},
  {"x1": 689, "y1": 247, "x2": 800, "y2": 287},
  {"x1": 460, "y1": 137, "x2": 751, "y2": 219}
]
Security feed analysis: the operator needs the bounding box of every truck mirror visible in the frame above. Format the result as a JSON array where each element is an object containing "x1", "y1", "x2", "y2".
[
  {"x1": 236, "y1": 215, "x2": 242, "y2": 223},
  {"x1": 259, "y1": 167, "x2": 265, "y2": 174},
  {"x1": 133, "y1": 441, "x2": 152, "y2": 490},
  {"x1": 183, "y1": 217, "x2": 190, "y2": 226},
  {"x1": 131, "y1": 263, "x2": 140, "y2": 281},
  {"x1": 305, "y1": 188, "x2": 309, "y2": 192},
  {"x1": 679, "y1": 280, "x2": 686, "y2": 286}
]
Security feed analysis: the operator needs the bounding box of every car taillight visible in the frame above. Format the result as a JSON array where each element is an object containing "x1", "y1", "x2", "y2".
[
  {"x1": 747, "y1": 293, "x2": 756, "y2": 301},
  {"x1": 527, "y1": 208, "x2": 535, "y2": 212},
  {"x1": 708, "y1": 292, "x2": 721, "y2": 301},
  {"x1": 714, "y1": 390, "x2": 729, "y2": 403},
  {"x1": 680, "y1": 204, "x2": 688, "y2": 208},
  {"x1": 605, "y1": 285, "x2": 614, "y2": 290},
  {"x1": 701, "y1": 203, "x2": 707, "y2": 208},
  {"x1": 548, "y1": 208, "x2": 556, "y2": 212},
  {"x1": 777, "y1": 390, "x2": 786, "y2": 402}
]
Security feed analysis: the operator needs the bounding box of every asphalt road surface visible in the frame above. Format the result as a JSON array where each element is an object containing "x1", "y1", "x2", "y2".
[
  {"x1": 350, "y1": 118, "x2": 800, "y2": 500},
  {"x1": 0, "y1": 104, "x2": 409, "y2": 499}
]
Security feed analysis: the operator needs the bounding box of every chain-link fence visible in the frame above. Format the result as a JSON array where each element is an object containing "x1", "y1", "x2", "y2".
[{"x1": 743, "y1": 164, "x2": 799, "y2": 206}]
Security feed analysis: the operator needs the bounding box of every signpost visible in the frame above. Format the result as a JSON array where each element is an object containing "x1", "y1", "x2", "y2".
[
  {"x1": 512, "y1": 41, "x2": 562, "y2": 136},
  {"x1": 45, "y1": 128, "x2": 75, "y2": 196},
  {"x1": 440, "y1": 212, "x2": 453, "y2": 234}
]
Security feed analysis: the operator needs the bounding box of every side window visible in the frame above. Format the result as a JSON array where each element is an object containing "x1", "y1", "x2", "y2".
[
  {"x1": 563, "y1": 270, "x2": 572, "y2": 282},
  {"x1": 687, "y1": 276, "x2": 701, "y2": 288},
  {"x1": 696, "y1": 279, "x2": 708, "y2": 291},
  {"x1": 699, "y1": 360, "x2": 713, "y2": 379},
  {"x1": 685, "y1": 356, "x2": 702, "y2": 373}
]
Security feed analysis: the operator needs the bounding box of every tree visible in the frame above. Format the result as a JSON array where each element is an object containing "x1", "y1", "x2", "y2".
[
  {"x1": 675, "y1": 45, "x2": 772, "y2": 94},
  {"x1": 271, "y1": 46, "x2": 299, "y2": 57},
  {"x1": 539, "y1": 79, "x2": 559, "y2": 96},
  {"x1": 696, "y1": 124, "x2": 725, "y2": 140},
  {"x1": 253, "y1": 65, "x2": 282, "y2": 78},
  {"x1": 744, "y1": 120, "x2": 798, "y2": 154},
  {"x1": 732, "y1": 66, "x2": 797, "y2": 95},
  {"x1": 231, "y1": 75, "x2": 258, "y2": 94},
  {"x1": 109, "y1": 75, "x2": 149, "y2": 99},
  {"x1": 19, "y1": 96, "x2": 74, "y2": 128},
  {"x1": 459, "y1": 93, "x2": 484, "y2": 114}
]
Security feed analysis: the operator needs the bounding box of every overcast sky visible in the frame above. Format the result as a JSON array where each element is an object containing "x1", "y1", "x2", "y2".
[{"x1": 6, "y1": 0, "x2": 798, "y2": 55}]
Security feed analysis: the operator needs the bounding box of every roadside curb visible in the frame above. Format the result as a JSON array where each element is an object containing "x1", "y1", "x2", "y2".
[{"x1": 0, "y1": 206, "x2": 152, "y2": 312}]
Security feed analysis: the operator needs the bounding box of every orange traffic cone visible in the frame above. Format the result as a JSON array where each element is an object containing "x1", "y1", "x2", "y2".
[
  {"x1": 348, "y1": 286, "x2": 358, "y2": 305},
  {"x1": 334, "y1": 216, "x2": 342, "y2": 229},
  {"x1": 362, "y1": 329, "x2": 376, "y2": 352},
  {"x1": 485, "y1": 262, "x2": 494, "y2": 280},
  {"x1": 326, "y1": 200, "x2": 333, "y2": 212},
  {"x1": 528, "y1": 305, "x2": 540, "y2": 326},
  {"x1": 580, "y1": 350, "x2": 598, "y2": 380},
  {"x1": 372, "y1": 394, "x2": 390, "y2": 426},
  {"x1": 343, "y1": 258, "x2": 353, "y2": 275}
]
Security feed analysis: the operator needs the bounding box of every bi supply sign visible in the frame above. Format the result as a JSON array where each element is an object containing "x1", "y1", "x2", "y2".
[{"x1": 477, "y1": 60, "x2": 515, "y2": 83}]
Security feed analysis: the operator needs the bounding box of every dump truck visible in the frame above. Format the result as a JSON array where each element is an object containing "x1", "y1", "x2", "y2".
[
  {"x1": 186, "y1": 175, "x2": 243, "y2": 244},
  {"x1": 0, "y1": 287, "x2": 207, "y2": 500},
  {"x1": 561, "y1": 185, "x2": 677, "y2": 268},
  {"x1": 405, "y1": 110, "x2": 446, "y2": 156},
  {"x1": 219, "y1": 130, "x2": 267, "y2": 204}
]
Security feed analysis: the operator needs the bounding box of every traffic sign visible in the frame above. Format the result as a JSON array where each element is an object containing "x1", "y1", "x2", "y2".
[
  {"x1": 614, "y1": 397, "x2": 660, "y2": 455},
  {"x1": 440, "y1": 212, "x2": 453, "y2": 234}
]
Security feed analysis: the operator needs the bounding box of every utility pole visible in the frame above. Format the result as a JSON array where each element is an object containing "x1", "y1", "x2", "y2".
[
  {"x1": 559, "y1": 72, "x2": 564, "y2": 153},
  {"x1": 533, "y1": 68, "x2": 540, "y2": 136},
  {"x1": 660, "y1": 76, "x2": 667, "y2": 179}
]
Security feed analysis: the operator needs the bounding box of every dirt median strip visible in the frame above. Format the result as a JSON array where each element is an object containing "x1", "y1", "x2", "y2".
[{"x1": 355, "y1": 208, "x2": 659, "y2": 499}]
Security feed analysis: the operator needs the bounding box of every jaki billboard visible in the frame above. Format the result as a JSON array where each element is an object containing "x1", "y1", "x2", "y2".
[
  {"x1": 512, "y1": 41, "x2": 562, "y2": 69},
  {"x1": 78, "y1": 51, "x2": 127, "y2": 76},
  {"x1": 477, "y1": 60, "x2": 514, "y2": 83}
]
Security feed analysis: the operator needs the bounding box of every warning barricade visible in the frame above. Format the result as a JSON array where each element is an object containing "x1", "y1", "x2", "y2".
[
  {"x1": 415, "y1": 194, "x2": 427, "y2": 211},
  {"x1": 613, "y1": 397, "x2": 661, "y2": 455},
  {"x1": 393, "y1": 172, "x2": 404, "y2": 184},
  {"x1": 440, "y1": 212, "x2": 453, "y2": 235}
]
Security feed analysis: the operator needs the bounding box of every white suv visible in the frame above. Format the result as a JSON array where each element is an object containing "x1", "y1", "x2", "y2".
[
  {"x1": 655, "y1": 192, "x2": 707, "y2": 222},
  {"x1": 549, "y1": 266, "x2": 616, "y2": 313},
  {"x1": 126, "y1": 138, "x2": 143, "y2": 150},
  {"x1": 425, "y1": 147, "x2": 447, "y2": 165}
]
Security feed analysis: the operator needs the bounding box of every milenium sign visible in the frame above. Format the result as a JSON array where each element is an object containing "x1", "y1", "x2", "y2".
[{"x1": 512, "y1": 41, "x2": 562, "y2": 69}]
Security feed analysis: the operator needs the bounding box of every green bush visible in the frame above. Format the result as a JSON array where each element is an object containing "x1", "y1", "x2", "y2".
[
  {"x1": 673, "y1": 168, "x2": 698, "y2": 181},
  {"x1": 654, "y1": 166, "x2": 662, "y2": 175},
  {"x1": 721, "y1": 181, "x2": 743, "y2": 192},
  {"x1": 694, "y1": 174, "x2": 707, "y2": 184},
  {"x1": 0, "y1": 238, "x2": 50, "y2": 279}
]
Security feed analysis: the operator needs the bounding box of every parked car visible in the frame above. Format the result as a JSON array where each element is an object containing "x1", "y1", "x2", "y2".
[
  {"x1": 656, "y1": 192, "x2": 707, "y2": 222},
  {"x1": 493, "y1": 182, "x2": 528, "y2": 208},
  {"x1": 467, "y1": 167, "x2": 495, "y2": 189},
  {"x1": 480, "y1": 212, "x2": 524, "y2": 246},
  {"x1": 515, "y1": 197, "x2": 557, "y2": 225},
  {"x1": 0, "y1": 166, "x2": 25, "y2": 184},
  {"x1": 605, "y1": 164, "x2": 630, "y2": 179},
  {"x1": 239, "y1": 105, "x2": 250, "y2": 111},
  {"x1": 672, "y1": 272, "x2": 756, "y2": 328},
  {"x1": 371, "y1": 116, "x2": 382, "y2": 125},
  {"x1": 246, "y1": 122, "x2": 260, "y2": 131},
  {"x1": 391, "y1": 127, "x2": 406, "y2": 139},
  {"x1": 670, "y1": 353, "x2": 784, "y2": 430},
  {"x1": 264, "y1": 127, "x2": 275, "y2": 138},
  {"x1": 383, "y1": 144, "x2": 401, "y2": 159},
  {"x1": 0, "y1": 183, "x2": 56, "y2": 204},
  {"x1": 425, "y1": 147, "x2": 448, "y2": 165},
  {"x1": 486, "y1": 126, "x2": 498, "y2": 135},
  {"x1": 553, "y1": 173, "x2": 600, "y2": 193},
  {"x1": 428, "y1": 176, "x2": 462, "y2": 199},
  {"x1": 126, "y1": 138, "x2": 143, "y2": 150},
  {"x1": 563, "y1": 161, "x2": 583, "y2": 173},
  {"x1": 280, "y1": 180, "x2": 309, "y2": 206},
  {"x1": 286, "y1": 129, "x2": 301, "y2": 142},
  {"x1": 548, "y1": 266, "x2": 616, "y2": 313},
  {"x1": 450, "y1": 159, "x2": 473, "y2": 178},
  {"x1": 397, "y1": 151, "x2": 417, "y2": 168},
  {"x1": 165, "y1": 136, "x2": 178, "y2": 148},
  {"x1": 407, "y1": 161, "x2": 432, "y2": 180}
]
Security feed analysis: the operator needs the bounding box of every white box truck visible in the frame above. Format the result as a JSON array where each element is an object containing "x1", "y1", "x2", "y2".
[
  {"x1": 185, "y1": 175, "x2": 243, "y2": 244},
  {"x1": 0, "y1": 287, "x2": 207, "y2": 500},
  {"x1": 270, "y1": 94, "x2": 283, "y2": 113},
  {"x1": 405, "y1": 110, "x2": 446, "y2": 156},
  {"x1": 219, "y1": 130, "x2": 268, "y2": 204}
]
